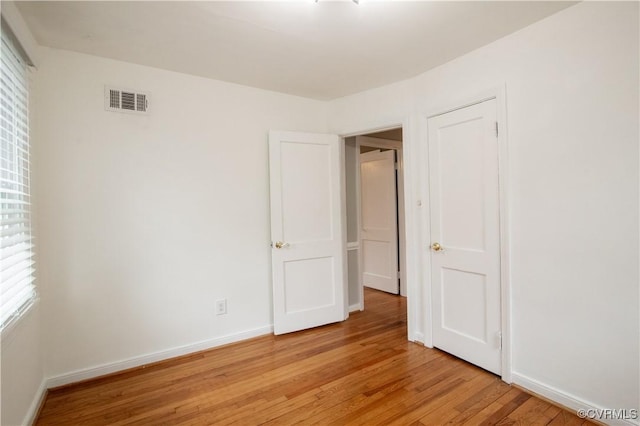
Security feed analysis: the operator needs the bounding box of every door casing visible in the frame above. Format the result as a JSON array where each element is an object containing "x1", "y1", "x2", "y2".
[
  {"x1": 340, "y1": 121, "x2": 417, "y2": 338},
  {"x1": 356, "y1": 136, "x2": 406, "y2": 308},
  {"x1": 337, "y1": 85, "x2": 511, "y2": 383},
  {"x1": 421, "y1": 86, "x2": 512, "y2": 382}
]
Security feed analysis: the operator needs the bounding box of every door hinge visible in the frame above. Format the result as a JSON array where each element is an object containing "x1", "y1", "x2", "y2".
[
  {"x1": 397, "y1": 271, "x2": 401, "y2": 279},
  {"x1": 497, "y1": 331, "x2": 502, "y2": 349},
  {"x1": 394, "y1": 161, "x2": 399, "y2": 170},
  {"x1": 495, "y1": 122, "x2": 499, "y2": 137}
]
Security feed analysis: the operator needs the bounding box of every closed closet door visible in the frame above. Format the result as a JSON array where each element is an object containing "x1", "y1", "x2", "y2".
[{"x1": 427, "y1": 99, "x2": 502, "y2": 374}]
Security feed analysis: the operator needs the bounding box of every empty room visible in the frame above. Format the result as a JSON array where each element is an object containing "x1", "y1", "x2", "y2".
[{"x1": 1, "y1": 1, "x2": 638, "y2": 425}]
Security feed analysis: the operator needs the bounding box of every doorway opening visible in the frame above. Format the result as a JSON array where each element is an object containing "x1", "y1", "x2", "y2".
[{"x1": 344, "y1": 127, "x2": 406, "y2": 314}]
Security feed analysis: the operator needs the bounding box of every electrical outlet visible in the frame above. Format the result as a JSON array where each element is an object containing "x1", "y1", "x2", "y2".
[{"x1": 215, "y1": 299, "x2": 227, "y2": 315}]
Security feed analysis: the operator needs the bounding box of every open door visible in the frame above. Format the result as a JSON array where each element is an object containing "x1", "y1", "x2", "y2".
[
  {"x1": 269, "y1": 131, "x2": 347, "y2": 335},
  {"x1": 360, "y1": 149, "x2": 399, "y2": 294}
]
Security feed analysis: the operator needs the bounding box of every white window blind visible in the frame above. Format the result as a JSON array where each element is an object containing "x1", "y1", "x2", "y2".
[{"x1": 0, "y1": 24, "x2": 35, "y2": 332}]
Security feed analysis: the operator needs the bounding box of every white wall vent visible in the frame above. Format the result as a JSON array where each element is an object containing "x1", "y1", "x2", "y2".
[{"x1": 105, "y1": 86, "x2": 149, "y2": 114}]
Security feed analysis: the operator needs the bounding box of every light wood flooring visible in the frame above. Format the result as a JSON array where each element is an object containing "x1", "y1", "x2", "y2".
[{"x1": 36, "y1": 289, "x2": 591, "y2": 425}]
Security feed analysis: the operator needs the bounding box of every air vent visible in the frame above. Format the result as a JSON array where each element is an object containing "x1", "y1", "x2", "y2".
[{"x1": 105, "y1": 86, "x2": 149, "y2": 114}]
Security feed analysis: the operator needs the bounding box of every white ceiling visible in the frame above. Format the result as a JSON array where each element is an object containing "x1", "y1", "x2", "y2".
[{"x1": 17, "y1": 1, "x2": 575, "y2": 100}]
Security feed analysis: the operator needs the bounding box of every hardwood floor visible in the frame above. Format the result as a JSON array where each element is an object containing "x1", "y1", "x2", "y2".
[{"x1": 36, "y1": 289, "x2": 590, "y2": 425}]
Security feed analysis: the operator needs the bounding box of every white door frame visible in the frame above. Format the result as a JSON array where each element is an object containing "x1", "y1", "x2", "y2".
[
  {"x1": 355, "y1": 136, "x2": 406, "y2": 305},
  {"x1": 340, "y1": 118, "x2": 420, "y2": 342},
  {"x1": 337, "y1": 86, "x2": 511, "y2": 383},
  {"x1": 420, "y1": 86, "x2": 512, "y2": 383}
]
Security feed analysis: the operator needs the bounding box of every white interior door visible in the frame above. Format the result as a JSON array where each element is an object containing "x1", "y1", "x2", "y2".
[
  {"x1": 269, "y1": 131, "x2": 347, "y2": 335},
  {"x1": 427, "y1": 99, "x2": 502, "y2": 374},
  {"x1": 360, "y1": 149, "x2": 399, "y2": 294}
]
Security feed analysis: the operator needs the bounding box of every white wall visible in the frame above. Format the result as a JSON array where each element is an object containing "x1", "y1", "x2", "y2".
[
  {"x1": 6, "y1": 1, "x2": 638, "y2": 423},
  {"x1": 33, "y1": 47, "x2": 328, "y2": 380},
  {"x1": 329, "y1": 1, "x2": 639, "y2": 417},
  {"x1": 0, "y1": 3, "x2": 45, "y2": 425},
  {"x1": 1, "y1": 307, "x2": 44, "y2": 425}
]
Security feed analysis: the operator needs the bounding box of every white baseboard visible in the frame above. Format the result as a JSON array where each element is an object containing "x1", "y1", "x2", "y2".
[
  {"x1": 46, "y1": 325, "x2": 273, "y2": 389},
  {"x1": 24, "y1": 378, "x2": 47, "y2": 426},
  {"x1": 349, "y1": 303, "x2": 362, "y2": 313},
  {"x1": 411, "y1": 331, "x2": 425, "y2": 345},
  {"x1": 512, "y1": 372, "x2": 639, "y2": 426}
]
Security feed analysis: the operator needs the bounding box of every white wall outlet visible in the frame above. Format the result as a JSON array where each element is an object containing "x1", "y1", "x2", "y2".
[{"x1": 215, "y1": 299, "x2": 227, "y2": 315}]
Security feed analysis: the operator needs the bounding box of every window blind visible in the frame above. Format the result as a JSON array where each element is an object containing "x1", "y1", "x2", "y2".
[{"x1": 0, "y1": 24, "x2": 35, "y2": 331}]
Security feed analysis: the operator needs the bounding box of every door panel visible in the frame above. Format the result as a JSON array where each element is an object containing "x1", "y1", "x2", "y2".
[
  {"x1": 281, "y1": 141, "x2": 332, "y2": 242},
  {"x1": 283, "y1": 256, "x2": 335, "y2": 313},
  {"x1": 269, "y1": 131, "x2": 346, "y2": 335},
  {"x1": 428, "y1": 99, "x2": 501, "y2": 374},
  {"x1": 439, "y1": 119, "x2": 486, "y2": 250},
  {"x1": 360, "y1": 149, "x2": 398, "y2": 294},
  {"x1": 441, "y1": 268, "x2": 487, "y2": 343}
]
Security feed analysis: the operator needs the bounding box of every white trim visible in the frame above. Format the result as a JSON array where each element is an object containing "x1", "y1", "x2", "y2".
[
  {"x1": 341, "y1": 123, "x2": 406, "y2": 139},
  {"x1": 349, "y1": 303, "x2": 362, "y2": 313},
  {"x1": 397, "y1": 147, "x2": 407, "y2": 297},
  {"x1": 411, "y1": 331, "x2": 425, "y2": 344},
  {"x1": 355, "y1": 135, "x2": 406, "y2": 298},
  {"x1": 512, "y1": 372, "x2": 639, "y2": 426},
  {"x1": 46, "y1": 325, "x2": 273, "y2": 388},
  {"x1": 421, "y1": 85, "x2": 512, "y2": 382},
  {"x1": 336, "y1": 117, "x2": 419, "y2": 342},
  {"x1": 399, "y1": 116, "x2": 419, "y2": 342},
  {"x1": 356, "y1": 135, "x2": 402, "y2": 151},
  {"x1": 354, "y1": 136, "x2": 365, "y2": 312},
  {"x1": 415, "y1": 112, "x2": 433, "y2": 347},
  {"x1": 340, "y1": 135, "x2": 350, "y2": 321},
  {"x1": 23, "y1": 378, "x2": 47, "y2": 426},
  {"x1": 346, "y1": 242, "x2": 359, "y2": 251},
  {"x1": 495, "y1": 85, "x2": 513, "y2": 383},
  {"x1": 355, "y1": 133, "x2": 405, "y2": 304},
  {"x1": 424, "y1": 87, "x2": 503, "y2": 120}
]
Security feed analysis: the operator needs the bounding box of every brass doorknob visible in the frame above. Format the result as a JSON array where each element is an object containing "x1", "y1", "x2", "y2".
[
  {"x1": 274, "y1": 241, "x2": 289, "y2": 249},
  {"x1": 431, "y1": 242, "x2": 443, "y2": 252}
]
